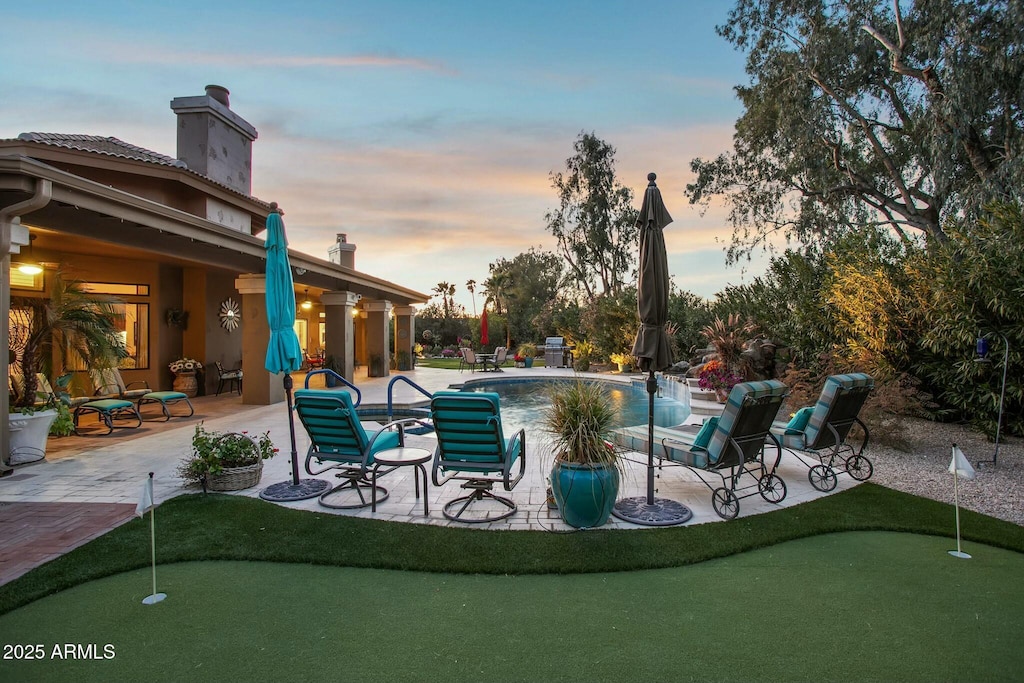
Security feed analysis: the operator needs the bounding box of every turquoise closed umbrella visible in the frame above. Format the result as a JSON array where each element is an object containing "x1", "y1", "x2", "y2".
[
  {"x1": 259, "y1": 204, "x2": 329, "y2": 501},
  {"x1": 263, "y1": 209, "x2": 303, "y2": 375}
]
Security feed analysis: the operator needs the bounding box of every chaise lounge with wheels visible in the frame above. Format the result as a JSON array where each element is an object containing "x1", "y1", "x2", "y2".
[
  {"x1": 770, "y1": 373, "x2": 874, "y2": 492},
  {"x1": 293, "y1": 388, "x2": 416, "y2": 509},
  {"x1": 659, "y1": 380, "x2": 790, "y2": 520},
  {"x1": 429, "y1": 391, "x2": 526, "y2": 523}
]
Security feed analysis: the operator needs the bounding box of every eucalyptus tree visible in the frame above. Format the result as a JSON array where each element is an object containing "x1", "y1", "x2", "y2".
[
  {"x1": 545, "y1": 132, "x2": 639, "y2": 297},
  {"x1": 687, "y1": 0, "x2": 1023, "y2": 261}
]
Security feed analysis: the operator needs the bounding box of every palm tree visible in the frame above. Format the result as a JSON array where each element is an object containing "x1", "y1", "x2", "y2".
[
  {"x1": 9, "y1": 274, "x2": 127, "y2": 409},
  {"x1": 432, "y1": 282, "x2": 456, "y2": 319},
  {"x1": 466, "y1": 279, "x2": 477, "y2": 317}
]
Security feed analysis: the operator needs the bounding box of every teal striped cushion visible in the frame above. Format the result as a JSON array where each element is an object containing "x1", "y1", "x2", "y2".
[
  {"x1": 294, "y1": 389, "x2": 372, "y2": 463},
  {"x1": 802, "y1": 373, "x2": 873, "y2": 447},
  {"x1": 706, "y1": 380, "x2": 788, "y2": 466},
  {"x1": 431, "y1": 391, "x2": 512, "y2": 473}
]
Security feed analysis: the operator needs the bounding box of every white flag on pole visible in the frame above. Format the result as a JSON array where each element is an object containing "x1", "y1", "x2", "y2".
[
  {"x1": 136, "y1": 475, "x2": 155, "y2": 517},
  {"x1": 949, "y1": 445, "x2": 976, "y2": 480}
]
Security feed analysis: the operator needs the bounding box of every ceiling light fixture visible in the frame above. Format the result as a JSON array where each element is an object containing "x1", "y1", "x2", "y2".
[
  {"x1": 301, "y1": 288, "x2": 313, "y2": 311},
  {"x1": 17, "y1": 234, "x2": 43, "y2": 276}
]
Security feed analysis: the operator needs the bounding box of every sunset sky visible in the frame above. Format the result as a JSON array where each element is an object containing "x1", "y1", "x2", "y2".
[{"x1": 1, "y1": 0, "x2": 769, "y2": 310}]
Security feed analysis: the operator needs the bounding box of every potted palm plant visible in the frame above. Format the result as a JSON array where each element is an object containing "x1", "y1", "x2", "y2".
[
  {"x1": 543, "y1": 380, "x2": 621, "y2": 528},
  {"x1": 8, "y1": 274, "x2": 126, "y2": 464},
  {"x1": 517, "y1": 343, "x2": 537, "y2": 368}
]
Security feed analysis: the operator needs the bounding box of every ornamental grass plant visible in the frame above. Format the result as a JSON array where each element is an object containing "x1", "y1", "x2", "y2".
[{"x1": 542, "y1": 380, "x2": 619, "y2": 468}]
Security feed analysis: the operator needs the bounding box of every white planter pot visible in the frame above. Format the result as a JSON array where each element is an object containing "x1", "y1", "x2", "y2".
[{"x1": 8, "y1": 409, "x2": 57, "y2": 465}]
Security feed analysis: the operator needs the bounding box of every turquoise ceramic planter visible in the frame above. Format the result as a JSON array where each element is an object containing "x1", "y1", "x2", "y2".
[
  {"x1": 551, "y1": 461, "x2": 620, "y2": 528},
  {"x1": 524, "y1": 357, "x2": 534, "y2": 368}
]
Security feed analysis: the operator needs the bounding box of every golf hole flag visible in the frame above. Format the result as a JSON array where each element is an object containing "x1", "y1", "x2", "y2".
[
  {"x1": 948, "y1": 444, "x2": 975, "y2": 559},
  {"x1": 136, "y1": 474, "x2": 155, "y2": 517},
  {"x1": 136, "y1": 472, "x2": 167, "y2": 604},
  {"x1": 949, "y1": 445, "x2": 976, "y2": 480}
]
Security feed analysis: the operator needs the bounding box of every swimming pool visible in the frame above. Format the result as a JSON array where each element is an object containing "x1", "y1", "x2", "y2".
[{"x1": 461, "y1": 378, "x2": 690, "y2": 436}]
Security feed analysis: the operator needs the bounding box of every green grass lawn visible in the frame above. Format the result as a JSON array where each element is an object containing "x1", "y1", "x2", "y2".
[
  {"x1": 1, "y1": 484, "x2": 1022, "y2": 682},
  {"x1": 2, "y1": 532, "x2": 1021, "y2": 682}
]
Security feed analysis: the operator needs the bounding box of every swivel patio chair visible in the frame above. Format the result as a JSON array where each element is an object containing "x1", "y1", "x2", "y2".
[
  {"x1": 213, "y1": 361, "x2": 243, "y2": 396},
  {"x1": 294, "y1": 388, "x2": 415, "y2": 509},
  {"x1": 659, "y1": 380, "x2": 790, "y2": 520},
  {"x1": 492, "y1": 346, "x2": 508, "y2": 371},
  {"x1": 770, "y1": 373, "x2": 874, "y2": 492},
  {"x1": 430, "y1": 391, "x2": 526, "y2": 523}
]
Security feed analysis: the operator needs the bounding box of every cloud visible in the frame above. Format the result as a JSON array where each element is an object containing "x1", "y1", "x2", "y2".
[{"x1": 102, "y1": 46, "x2": 453, "y2": 74}]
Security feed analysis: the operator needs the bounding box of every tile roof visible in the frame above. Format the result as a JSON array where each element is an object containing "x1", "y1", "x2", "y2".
[{"x1": 14, "y1": 132, "x2": 188, "y2": 168}]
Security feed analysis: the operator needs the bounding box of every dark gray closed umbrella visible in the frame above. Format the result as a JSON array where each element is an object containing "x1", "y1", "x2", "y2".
[
  {"x1": 631, "y1": 173, "x2": 674, "y2": 373},
  {"x1": 612, "y1": 173, "x2": 692, "y2": 526}
]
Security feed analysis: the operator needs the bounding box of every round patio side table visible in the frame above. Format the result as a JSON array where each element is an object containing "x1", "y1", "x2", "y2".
[{"x1": 371, "y1": 447, "x2": 432, "y2": 516}]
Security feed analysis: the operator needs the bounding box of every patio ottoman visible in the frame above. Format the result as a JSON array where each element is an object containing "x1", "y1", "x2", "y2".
[
  {"x1": 137, "y1": 391, "x2": 195, "y2": 421},
  {"x1": 73, "y1": 399, "x2": 142, "y2": 436}
]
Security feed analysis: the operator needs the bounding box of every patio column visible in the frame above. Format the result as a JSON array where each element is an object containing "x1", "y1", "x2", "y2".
[
  {"x1": 0, "y1": 216, "x2": 31, "y2": 470},
  {"x1": 355, "y1": 310, "x2": 367, "y2": 368},
  {"x1": 393, "y1": 305, "x2": 416, "y2": 371},
  {"x1": 362, "y1": 300, "x2": 392, "y2": 377},
  {"x1": 234, "y1": 274, "x2": 285, "y2": 405},
  {"x1": 321, "y1": 290, "x2": 359, "y2": 381}
]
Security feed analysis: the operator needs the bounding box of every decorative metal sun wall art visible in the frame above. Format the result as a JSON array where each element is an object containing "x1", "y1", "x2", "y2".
[{"x1": 219, "y1": 298, "x2": 241, "y2": 331}]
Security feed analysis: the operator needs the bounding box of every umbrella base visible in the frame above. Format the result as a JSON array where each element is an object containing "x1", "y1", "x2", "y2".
[
  {"x1": 259, "y1": 478, "x2": 330, "y2": 502},
  {"x1": 611, "y1": 496, "x2": 693, "y2": 526}
]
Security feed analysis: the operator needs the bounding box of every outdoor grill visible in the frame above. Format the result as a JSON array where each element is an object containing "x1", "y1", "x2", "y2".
[{"x1": 542, "y1": 336, "x2": 574, "y2": 368}]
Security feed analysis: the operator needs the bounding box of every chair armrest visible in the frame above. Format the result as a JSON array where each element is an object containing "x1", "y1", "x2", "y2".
[{"x1": 125, "y1": 380, "x2": 151, "y2": 390}]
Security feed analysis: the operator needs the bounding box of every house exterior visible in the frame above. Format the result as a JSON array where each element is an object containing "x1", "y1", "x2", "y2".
[{"x1": 1, "y1": 85, "x2": 427, "y2": 464}]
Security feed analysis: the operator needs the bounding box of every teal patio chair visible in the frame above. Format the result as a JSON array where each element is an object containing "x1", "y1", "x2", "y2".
[
  {"x1": 770, "y1": 373, "x2": 874, "y2": 492},
  {"x1": 294, "y1": 389, "x2": 413, "y2": 509},
  {"x1": 660, "y1": 380, "x2": 789, "y2": 520},
  {"x1": 430, "y1": 391, "x2": 526, "y2": 523}
]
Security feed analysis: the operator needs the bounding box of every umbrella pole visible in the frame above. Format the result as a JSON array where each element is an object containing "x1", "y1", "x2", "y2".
[
  {"x1": 285, "y1": 373, "x2": 300, "y2": 486},
  {"x1": 646, "y1": 369, "x2": 657, "y2": 504},
  {"x1": 611, "y1": 367, "x2": 693, "y2": 526},
  {"x1": 258, "y1": 372, "x2": 330, "y2": 502}
]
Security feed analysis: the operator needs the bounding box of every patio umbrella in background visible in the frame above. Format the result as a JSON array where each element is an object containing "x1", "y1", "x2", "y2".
[
  {"x1": 480, "y1": 307, "x2": 489, "y2": 347},
  {"x1": 612, "y1": 173, "x2": 693, "y2": 526},
  {"x1": 259, "y1": 203, "x2": 329, "y2": 502}
]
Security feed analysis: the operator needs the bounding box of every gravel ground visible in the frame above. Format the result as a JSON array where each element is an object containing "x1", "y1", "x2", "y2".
[{"x1": 865, "y1": 417, "x2": 1024, "y2": 526}]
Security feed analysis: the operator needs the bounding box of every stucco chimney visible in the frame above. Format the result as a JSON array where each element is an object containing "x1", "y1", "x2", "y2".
[
  {"x1": 328, "y1": 233, "x2": 356, "y2": 269},
  {"x1": 170, "y1": 85, "x2": 257, "y2": 195}
]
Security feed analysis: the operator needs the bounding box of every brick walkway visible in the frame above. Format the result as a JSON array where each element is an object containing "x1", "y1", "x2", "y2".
[{"x1": 0, "y1": 502, "x2": 137, "y2": 585}]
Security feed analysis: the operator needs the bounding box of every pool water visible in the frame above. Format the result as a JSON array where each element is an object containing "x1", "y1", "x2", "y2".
[{"x1": 463, "y1": 379, "x2": 690, "y2": 437}]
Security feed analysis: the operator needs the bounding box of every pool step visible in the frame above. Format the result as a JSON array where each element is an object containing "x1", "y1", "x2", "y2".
[{"x1": 686, "y1": 377, "x2": 725, "y2": 417}]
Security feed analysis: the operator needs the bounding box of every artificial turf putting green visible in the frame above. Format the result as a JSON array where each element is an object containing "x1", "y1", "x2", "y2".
[{"x1": 1, "y1": 532, "x2": 1021, "y2": 683}]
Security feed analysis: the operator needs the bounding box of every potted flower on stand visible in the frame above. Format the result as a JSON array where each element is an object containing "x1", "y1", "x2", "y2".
[
  {"x1": 543, "y1": 380, "x2": 621, "y2": 528},
  {"x1": 177, "y1": 423, "x2": 278, "y2": 492},
  {"x1": 169, "y1": 358, "x2": 203, "y2": 397},
  {"x1": 697, "y1": 360, "x2": 743, "y2": 403}
]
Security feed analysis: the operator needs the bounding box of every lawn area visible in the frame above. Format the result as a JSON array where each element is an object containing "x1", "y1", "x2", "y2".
[
  {"x1": 1, "y1": 484, "x2": 1022, "y2": 682},
  {"x1": 2, "y1": 533, "x2": 1021, "y2": 682}
]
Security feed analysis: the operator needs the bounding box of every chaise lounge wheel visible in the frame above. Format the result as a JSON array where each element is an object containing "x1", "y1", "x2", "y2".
[
  {"x1": 758, "y1": 473, "x2": 787, "y2": 503},
  {"x1": 808, "y1": 464, "x2": 837, "y2": 492},
  {"x1": 845, "y1": 454, "x2": 873, "y2": 481},
  {"x1": 712, "y1": 487, "x2": 739, "y2": 520}
]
